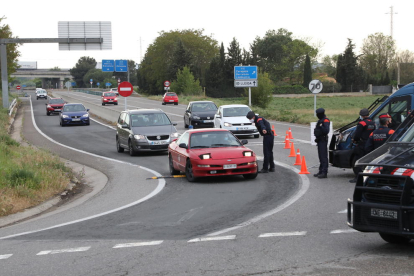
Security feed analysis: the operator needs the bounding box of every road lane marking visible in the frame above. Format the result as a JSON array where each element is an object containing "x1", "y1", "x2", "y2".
[
  {"x1": 259, "y1": 231, "x2": 307, "y2": 238},
  {"x1": 330, "y1": 229, "x2": 358, "y2": 234},
  {"x1": 338, "y1": 209, "x2": 348, "y2": 213},
  {"x1": 37, "y1": 247, "x2": 91, "y2": 255},
  {"x1": 0, "y1": 254, "x2": 12, "y2": 260},
  {"x1": 188, "y1": 235, "x2": 236, "y2": 243},
  {"x1": 113, "y1": 241, "x2": 163, "y2": 248}
]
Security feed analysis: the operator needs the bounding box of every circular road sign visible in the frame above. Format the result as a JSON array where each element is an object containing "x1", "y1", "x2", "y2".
[
  {"x1": 164, "y1": 80, "x2": 170, "y2": 87},
  {"x1": 16, "y1": 85, "x2": 21, "y2": 90},
  {"x1": 118, "y1": 81, "x2": 133, "y2": 97},
  {"x1": 309, "y1": 80, "x2": 323, "y2": 94}
]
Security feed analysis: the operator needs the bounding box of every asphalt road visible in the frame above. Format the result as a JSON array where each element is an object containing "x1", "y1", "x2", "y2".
[{"x1": 1, "y1": 90, "x2": 414, "y2": 276}]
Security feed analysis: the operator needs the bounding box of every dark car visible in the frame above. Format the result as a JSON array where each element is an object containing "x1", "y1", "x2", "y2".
[
  {"x1": 184, "y1": 101, "x2": 218, "y2": 129},
  {"x1": 60, "y1": 103, "x2": 90, "y2": 126},
  {"x1": 46, "y1": 98, "x2": 65, "y2": 116},
  {"x1": 116, "y1": 109, "x2": 180, "y2": 156}
]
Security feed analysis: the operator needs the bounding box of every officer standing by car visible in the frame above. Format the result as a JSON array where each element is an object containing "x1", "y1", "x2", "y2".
[
  {"x1": 314, "y1": 108, "x2": 330, "y2": 179},
  {"x1": 365, "y1": 113, "x2": 394, "y2": 153},
  {"x1": 350, "y1": 108, "x2": 376, "y2": 183},
  {"x1": 246, "y1": 111, "x2": 275, "y2": 173}
]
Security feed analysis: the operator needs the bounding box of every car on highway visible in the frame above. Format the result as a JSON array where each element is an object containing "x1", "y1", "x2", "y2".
[
  {"x1": 162, "y1": 92, "x2": 179, "y2": 105},
  {"x1": 60, "y1": 103, "x2": 90, "y2": 126},
  {"x1": 36, "y1": 89, "x2": 48, "y2": 100},
  {"x1": 116, "y1": 109, "x2": 180, "y2": 156},
  {"x1": 214, "y1": 104, "x2": 260, "y2": 138},
  {"x1": 110, "y1": 88, "x2": 119, "y2": 96},
  {"x1": 101, "y1": 92, "x2": 118, "y2": 106},
  {"x1": 46, "y1": 98, "x2": 65, "y2": 116},
  {"x1": 168, "y1": 128, "x2": 258, "y2": 182},
  {"x1": 184, "y1": 101, "x2": 218, "y2": 129}
]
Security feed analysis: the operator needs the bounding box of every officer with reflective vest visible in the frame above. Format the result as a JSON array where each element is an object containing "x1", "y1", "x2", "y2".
[
  {"x1": 246, "y1": 111, "x2": 275, "y2": 173},
  {"x1": 365, "y1": 113, "x2": 394, "y2": 153},
  {"x1": 350, "y1": 108, "x2": 376, "y2": 183},
  {"x1": 314, "y1": 108, "x2": 330, "y2": 179}
]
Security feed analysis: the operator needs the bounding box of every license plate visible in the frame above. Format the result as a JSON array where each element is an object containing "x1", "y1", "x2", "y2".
[
  {"x1": 151, "y1": 141, "x2": 167, "y2": 145},
  {"x1": 203, "y1": 120, "x2": 213, "y2": 123},
  {"x1": 371, "y1": 208, "x2": 398, "y2": 219},
  {"x1": 223, "y1": 164, "x2": 237, "y2": 169},
  {"x1": 108, "y1": 100, "x2": 113, "y2": 102},
  {"x1": 72, "y1": 118, "x2": 80, "y2": 121},
  {"x1": 55, "y1": 109, "x2": 61, "y2": 111},
  {"x1": 169, "y1": 100, "x2": 174, "y2": 102},
  {"x1": 237, "y1": 127, "x2": 248, "y2": 130}
]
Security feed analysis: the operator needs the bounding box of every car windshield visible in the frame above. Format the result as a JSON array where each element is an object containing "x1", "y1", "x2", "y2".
[
  {"x1": 190, "y1": 132, "x2": 241, "y2": 148},
  {"x1": 130, "y1": 113, "x2": 171, "y2": 127},
  {"x1": 104, "y1": 93, "x2": 116, "y2": 97},
  {"x1": 166, "y1": 93, "x2": 176, "y2": 97},
  {"x1": 63, "y1": 105, "x2": 86, "y2": 112},
  {"x1": 223, "y1": 106, "x2": 251, "y2": 117},
  {"x1": 192, "y1": 102, "x2": 217, "y2": 112},
  {"x1": 49, "y1": 99, "x2": 64, "y2": 104}
]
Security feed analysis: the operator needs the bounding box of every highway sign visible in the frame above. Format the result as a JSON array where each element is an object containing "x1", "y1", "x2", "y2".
[
  {"x1": 234, "y1": 66, "x2": 258, "y2": 80},
  {"x1": 102, "y1": 60, "x2": 115, "y2": 72},
  {"x1": 309, "y1": 80, "x2": 323, "y2": 94},
  {"x1": 105, "y1": 82, "x2": 112, "y2": 87},
  {"x1": 97, "y1": 82, "x2": 100, "y2": 86},
  {"x1": 118, "y1": 81, "x2": 133, "y2": 97},
  {"x1": 164, "y1": 87, "x2": 170, "y2": 90},
  {"x1": 16, "y1": 85, "x2": 21, "y2": 90},
  {"x1": 234, "y1": 79, "x2": 258, "y2": 87},
  {"x1": 115, "y1": 60, "x2": 128, "y2": 72},
  {"x1": 164, "y1": 80, "x2": 170, "y2": 87},
  {"x1": 22, "y1": 85, "x2": 27, "y2": 87},
  {"x1": 65, "y1": 81, "x2": 72, "y2": 88}
]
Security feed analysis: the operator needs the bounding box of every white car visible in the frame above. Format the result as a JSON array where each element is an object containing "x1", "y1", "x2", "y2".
[
  {"x1": 36, "y1": 89, "x2": 48, "y2": 100},
  {"x1": 214, "y1": 104, "x2": 260, "y2": 138}
]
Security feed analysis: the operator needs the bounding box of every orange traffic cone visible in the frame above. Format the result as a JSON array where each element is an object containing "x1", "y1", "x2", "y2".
[
  {"x1": 284, "y1": 135, "x2": 291, "y2": 149},
  {"x1": 288, "y1": 127, "x2": 294, "y2": 139},
  {"x1": 271, "y1": 125, "x2": 277, "y2": 136},
  {"x1": 288, "y1": 142, "x2": 296, "y2": 157},
  {"x1": 294, "y1": 149, "x2": 302, "y2": 166},
  {"x1": 298, "y1": 156, "x2": 310, "y2": 174}
]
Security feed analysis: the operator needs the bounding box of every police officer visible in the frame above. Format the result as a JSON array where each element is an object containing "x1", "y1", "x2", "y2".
[
  {"x1": 246, "y1": 111, "x2": 275, "y2": 173},
  {"x1": 314, "y1": 108, "x2": 330, "y2": 179},
  {"x1": 365, "y1": 113, "x2": 394, "y2": 153},
  {"x1": 350, "y1": 108, "x2": 376, "y2": 183}
]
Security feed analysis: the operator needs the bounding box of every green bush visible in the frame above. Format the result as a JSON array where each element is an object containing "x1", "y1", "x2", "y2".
[
  {"x1": 248, "y1": 72, "x2": 274, "y2": 108},
  {"x1": 321, "y1": 81, "x2": 342, "y2": 93},
  {"x1": 273, "y1": 85, "x2": 309, "y2": 94}
]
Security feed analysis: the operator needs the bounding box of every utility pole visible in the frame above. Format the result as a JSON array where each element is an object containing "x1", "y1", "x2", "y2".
[{"x1": 386, "y1": 6, "x2": 398, "y2": 38}]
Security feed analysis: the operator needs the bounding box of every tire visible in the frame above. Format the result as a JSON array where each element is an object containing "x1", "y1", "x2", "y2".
[
  {"x1": 162, "y1": 102, "x2": 166, "y2": 105},
  {"x1": 60, "y1": 120, "x2": 64, "y2": 127},
  {"x1": 243, "y1": 173, "x2": 258, "y2": 180},
  {"x1": 116, "y1": 137, "x2": 124, "y2": 153},
  {"x1": 47, "y1": 112, "x2": 50, "y2": 116},
  {"x1": 379, "y1": 233, "x2": 411, "y2": 244},
  {"x1": 115, "y1": 103, "x2": 118, "y2": 105},
  {"x1": 128, "y1": 140, "x2": 137, "y2": 156},
  {"x1": 254, "y1": 134, "x2": 260, "y2": 138},
  {"x1": 102, "y1": 103, "x2": 105, "y2": 106},
  {"x1": 185, "y1": 159, "x2": 197, "y2": 182},
  {"x1": 169, "y1": 155, "x2": 180, "y2": 175},
  {"x1": 184, "y1": 118, "x2": 189, "y2": 128},
  {"x1": 174, "y1": 102, "x2": 178, "y2": 105},
  {"x1": 37, "y1": 97, "x2": 39, "y2": 100},
  {"x1": 86, "y1": 121, "x2": 90, "y2": 126}
]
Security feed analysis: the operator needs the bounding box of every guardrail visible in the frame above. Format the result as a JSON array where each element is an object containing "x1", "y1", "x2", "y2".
[
  {"x1": 73, "y1": 89, "x2": 104, "y2": 96},
  {"x1": 8, "y1": 98, "x2": 17, "y2": 116}
]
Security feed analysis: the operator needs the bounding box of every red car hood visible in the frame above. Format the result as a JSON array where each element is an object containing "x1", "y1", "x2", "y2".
[
  {"x1": 103, "y1": 96, "x2": 117, "y2": 100},
  {"x1": 189, "y1": 147, "x2": 253, "y2": 159}
]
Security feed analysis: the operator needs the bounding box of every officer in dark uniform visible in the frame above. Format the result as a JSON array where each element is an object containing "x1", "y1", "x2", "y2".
[
  {"x1": 246, "y1": 111, "x2": 275, "y2": 173},
  {"x1": 365, "y1": 113, "x2": 394, "y2": 153},
  {"x1": 350, "y1": 108, "x2": 376, "y2": 183},
  {"x1": 314, "y1": 108, "x2": 330, "y2": 179}
]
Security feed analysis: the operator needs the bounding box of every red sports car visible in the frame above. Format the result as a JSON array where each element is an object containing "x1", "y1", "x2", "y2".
[
  {"x1": 168, "y1": 129, "x2": 258, "y2": 182},
  {"x1": 102, "y1": 92, "x2": 118, "y2": 106},
  {"x1": 162, "y1": 92, "x2": 178, "y2": 105},
  {"x1": 46, "y1": 98, "x2": 65, "y2": 116}
]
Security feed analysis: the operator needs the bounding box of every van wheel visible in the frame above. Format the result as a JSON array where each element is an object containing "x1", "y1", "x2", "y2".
[
  {"x1": 116, "y1": 137, "x2": 124, "y2": 153},
  {"x1": 379, "y1": 233, "x2": 411, "y2": 244},
  {"x1": 128, "y1": 140, "x2": 137, "y2": 156}
]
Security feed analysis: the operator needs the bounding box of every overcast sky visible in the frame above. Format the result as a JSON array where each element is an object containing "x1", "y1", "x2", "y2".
[{"x1": 3, "y1": 0, "x2": 413, "y2": 69}]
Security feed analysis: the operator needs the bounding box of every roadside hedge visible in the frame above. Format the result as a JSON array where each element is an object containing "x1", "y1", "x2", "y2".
[{"x1": 273, "y1": 85, "x2": 309, "y2": 94}]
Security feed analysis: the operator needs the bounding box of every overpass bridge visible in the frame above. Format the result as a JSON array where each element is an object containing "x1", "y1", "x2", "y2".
[{"x1": 11, "y1": 69, "x2": 73, "y2": 89}]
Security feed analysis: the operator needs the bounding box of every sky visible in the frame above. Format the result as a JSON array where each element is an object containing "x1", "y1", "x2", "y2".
[{"x1": 2, "y1": 0, "x2": 414, "y2": 69}]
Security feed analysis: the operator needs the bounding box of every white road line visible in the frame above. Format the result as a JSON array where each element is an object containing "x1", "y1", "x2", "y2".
[
  {"x1": 338, "y1": 209, "x2": 348, "y2": 214},
  {"x1": 188, "y1": 235, "x2": 236, "y2": 243},
  {"x1": 37, "y1": 246, "x2": 91, "y2": 256},
  {"x1": 330, "y1": 229, "x2": 358, "y2": 234},
  {"x1": 0, "y1": 254, "x2": 13, "y2": 260},
  {"x1": 113, "y1": 240, "x2": 164, "y2": 248},
  {"x1": 259, "y1": 231, "x2": 307, "y2": 238}
]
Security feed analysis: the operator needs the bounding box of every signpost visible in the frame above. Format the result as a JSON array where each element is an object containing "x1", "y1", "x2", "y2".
[
  {"x1": 234, "y1": 65, "x2": 258, "y2": 106},
  {"x1": 90, "y1": 78, "x2": 93, "y2": 88},
  {"x1": 118, "y1": 81, "x2": 134, "y2": 110},
  {"x1": 102, "y1": 60, "x2": 115, "y2": 72},
  {"x1": 115, "y1": 60, "x2": 128, "y2": 72},
  {"x1": 309, "y1": 79, "x2": 323, "y2": 117},
  {"x1": 65, "y1": 81, "x2": 71, "y2": 91},
  {"x1": 16, "y1": 85, "x2": 21, "y2": 90},
  {"x1": 164, "y1": 80, "x2": 170, "y2": 91}
]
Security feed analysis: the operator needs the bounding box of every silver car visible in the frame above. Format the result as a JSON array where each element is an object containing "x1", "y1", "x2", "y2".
[{"x1": 116, "y1": 109, "x2": 180, "y2": 156}]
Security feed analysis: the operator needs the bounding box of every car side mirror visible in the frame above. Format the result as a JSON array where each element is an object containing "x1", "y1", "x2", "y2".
[
  {"x1": 87, "y1": 109, "x2": 90, "y2": 111},
  {"x1": 122, "y1": 124, "x2": 129, "y2": 129},
  {"x1": 216, "y1": 115, "x2": 221, "y2": 118},
  {"x1": 179, "y1": 143, "x2": 187, "y2": 149},
  {"x1": 186, "y1": 110, "x2": 190, "y2": 113},
  {"x1": 241, "y1": 139, "x2": 248, "y2": 145},
  {"x1": 173, "y1": 123, "x2": 178, "y2": 126}
]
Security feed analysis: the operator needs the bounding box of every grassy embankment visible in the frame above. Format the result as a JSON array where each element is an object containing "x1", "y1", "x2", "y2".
[
  {"x1": 0, "y1": 93, "x2": 72, "y2": 217},
  {"x1": 147, "y1": 94, "x2": 383, "y2": 129}
]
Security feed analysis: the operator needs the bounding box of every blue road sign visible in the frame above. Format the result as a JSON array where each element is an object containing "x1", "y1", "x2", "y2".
[
  {"x1": 106, "y1": 82, "x2": 112, "y2": 87},
  {"x1": 115, "y1": 60, "x2": 128, "y2": 72},
  {"x1": 90, "y1": 79, "x2": 93, "y2": 82},
  {"x1": 234, "y1": 66, "x2": 258, "y2": 80},
  {"x1": 71, "y1": 82, "x2": 76, "y2": 87},
  {"x1": 102, "y1": 60, "x2": 115, "y2": 72},
  {"x1": 22, "y1": 85, "x2": 27, "y2": 87},
  {"x1": 97, "y1": 82, "x2": 100, "y2": 86}
]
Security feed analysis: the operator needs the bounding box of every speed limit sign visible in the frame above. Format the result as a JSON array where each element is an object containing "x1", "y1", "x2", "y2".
[{"x1": 309, "y1": 80, "x2": 323, "y2": 94}]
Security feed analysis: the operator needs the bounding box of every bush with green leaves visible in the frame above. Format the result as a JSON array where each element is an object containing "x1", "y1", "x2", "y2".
[
  {"x1": 170, "y1": 66, "x2": 202, "y2": 96},
  {"x1": 248, "y1": 72, "x2": 274, "y2": 108}
]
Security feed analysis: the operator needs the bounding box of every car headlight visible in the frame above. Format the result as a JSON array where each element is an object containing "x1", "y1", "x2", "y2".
[
  {"x1": 115, "y1": 97, "x2": 118, "y2": 101},
  {"x1": 224, "y1": 122, "x2": 232, "y2": 127},
  {"x1": 82, "y1": 114, "x2": 89, "y2": 117},
  {"x1": 47, "y1": 105, "x2": 51, "y2": 108},
  {"x1": 62, "y1": 115, "x2": 69, "y2": 118},
  {"x1": 243, "y1": 151, "x2": 253, "y2": 157},
  {"x1": 134, "y1": 134, "x2": 145, "y2": 140},
  {"x1": 170, "y1": 132, "x2": 180, "y2": 138},
  {"x1": 199, "y1": 153, "x2": 211, "y2": 160},
  {"x1": 193, "y1": 116, "x2": 201, "y2": 120}
]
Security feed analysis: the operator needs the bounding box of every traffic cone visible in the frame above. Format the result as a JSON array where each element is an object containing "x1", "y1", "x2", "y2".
[
  {"x1": 288, "y1": 127, "x2": 294, "y2": 139},
  {"x1": 294, "y1": 149, "x2": 302, "y2": 165},
  {"x1": 271, "y1": 125, "x2": 277, "y2": 136},
  {"x1": 288, "y1": 142, "x2": 296, "y2": 157},
  {"x1": 298, "y1": 156, "x2": 310, "y2": 174},
  {"x1": 284, "y1": 135, "x2": 291, "y2": 149}
]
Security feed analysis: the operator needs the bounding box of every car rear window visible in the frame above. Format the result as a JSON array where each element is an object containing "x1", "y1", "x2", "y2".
[{"x1": 166, "y1": 93, "x2": 176, "y2": 96}]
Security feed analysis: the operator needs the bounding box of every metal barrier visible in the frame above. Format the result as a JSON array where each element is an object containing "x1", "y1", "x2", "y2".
[
  {"x1": 73, "y1": 89, "x2": 104, "y2": 96},
  {"x1": 8, "y1": 98, "x2": 17, "y2": 116}
]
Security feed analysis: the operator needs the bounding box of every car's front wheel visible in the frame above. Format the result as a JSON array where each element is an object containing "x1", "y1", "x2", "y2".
[
  {"x1": 184, "y1": 118, "x2": 189, "y2": 128},
  {"x1": 162, "y1": 102, "x2": 166, "y2": 105},
  {"x1": 379, "y1": 233, "x2": 411, "y2": 244},
  {"x1": 128, "y1": 140, "x2": 137, "y2": 156},
  {"x1": 169, "y1": 155, "x2": 180, "y2": 175},
  {"x1": 254, "y1": 134, "x2": 260, "y2": 138},
  {"x1": 60, "y1": 120, "x2": 64, "y2": 127},
  {"x1": 185, "y1": 159, "x2": 196, "y2": 182},
  {"x1": 174, "y1": 102, "x2": 178, "y2": 105},
  {"x1": 116, "y1": 137, "x2": 124, "y2": 153},
  {"x1": 47, "y1": 111, "x2": 50, "y2": 116}
]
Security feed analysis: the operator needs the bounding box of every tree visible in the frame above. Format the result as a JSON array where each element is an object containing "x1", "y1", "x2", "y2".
[
  {"x1": 170, "y1": 66, "x2": 202, "y2": 95},
  {"x1": 50, "y1": 66, "x2": 61, "y2": 71},
  {"x1": 319, "y1": 55, "x2": 338, "y2": 77},
  {"x1": 83, "y1": 69, "x2": 113, "y2": 88},
  {"x1": 69, "y1": 56, "x2": 96, "y2": 88},
  {"x1": 394, "y1": 50, "x2": 414, "y2": 85},
  {"x1": 0, "y1": 17, "x2": 20, "y2": 81},
  {"x1": 167, "y1": 39, "x2": 193, "y2": 82},
  {"x1": 113, "y1": 60, "x2": 138, "y2": 85},
  {"x1": 303, "y1": 54, "x2": 312, "y2": 87}
]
